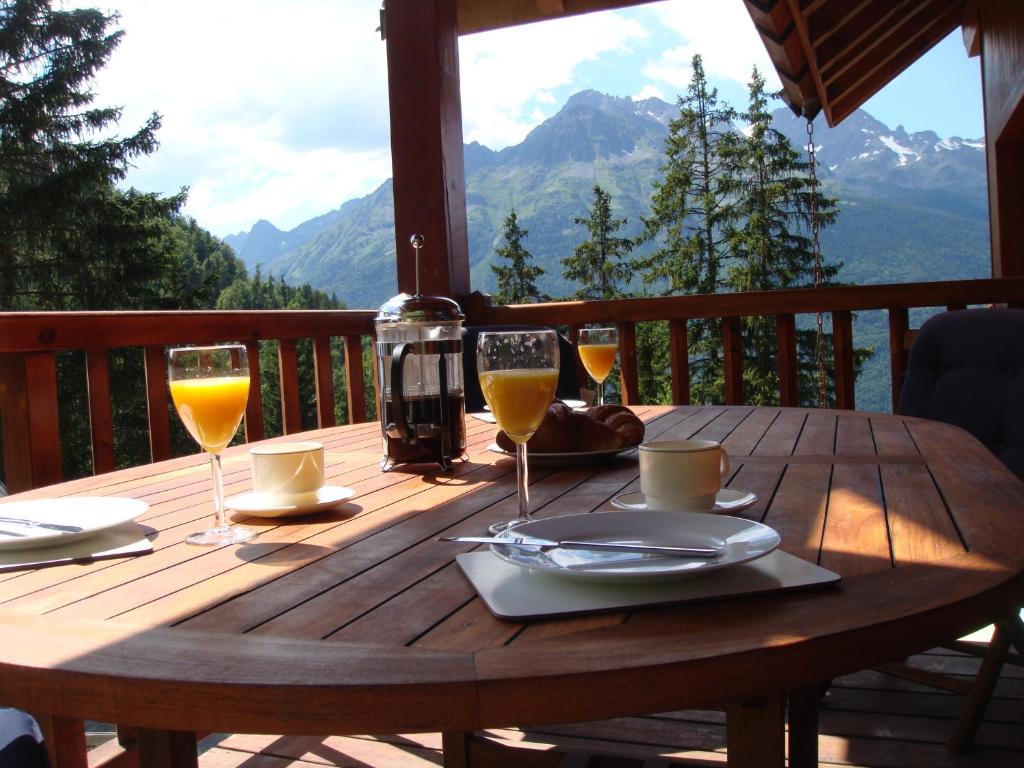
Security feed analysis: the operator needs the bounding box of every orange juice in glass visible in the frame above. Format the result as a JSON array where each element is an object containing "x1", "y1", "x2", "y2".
[
  {"x1": 578, "y1": 327, "x2": 618, "y2": 405},
  {"x1": 168, "y1": 344, "x2": 255, "y2": 546},
  {"x1": 479, "y1": 368, "x2": 558, "y2": 442},
  {"x1": 477, "y1": 330, "x2": 559, "y2": 533}
]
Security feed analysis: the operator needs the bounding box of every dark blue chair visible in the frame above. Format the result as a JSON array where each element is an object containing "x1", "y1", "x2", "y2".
[
  {"x1": 0, "y1": 709, "x2": 49, "y2": 768},
  {"x1": 897, "y1": 307, "x2": 1024, "y2": 752},
  {"x1": 462, "y1": 325, "x2": 582, "y2": 413}
]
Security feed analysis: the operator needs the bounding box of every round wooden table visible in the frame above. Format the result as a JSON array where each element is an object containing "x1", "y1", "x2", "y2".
[{"x1": 1, "y1": 406, "x2": 1022, "y2": 767}]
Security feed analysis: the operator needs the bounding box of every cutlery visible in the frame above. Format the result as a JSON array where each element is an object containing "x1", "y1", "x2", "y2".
[
  {"x1": 441, "y1": 535, "x2": 720, "y2": 558},
  {"x1": 0, "y1": 516, "x2": 82, "y2": 534}
]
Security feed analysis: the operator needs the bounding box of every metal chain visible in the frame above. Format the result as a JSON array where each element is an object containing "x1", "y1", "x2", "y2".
[{"x1": 808, "y1": 119, "x2": 827, "y2": 408}]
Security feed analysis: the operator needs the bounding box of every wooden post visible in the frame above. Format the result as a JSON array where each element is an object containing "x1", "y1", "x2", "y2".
[
  {"x1": 669, "y1": 318, "x2": 690, "y2": 405},
  {"x1": 143, "y1": 345, "x2": 172, "y2": 463},
  {"x1": 344, "y1": 334, "x2": 368, "y2": 424},
  {"x1": 888, "y1": 307, "x2": 910, "y2": 411},
  {"x1": 0, "y1": 352, "x2": 63, "y2": 491},
  {"x1": 85, "y1": 348, "x2": 116, "y2": 475},
  {"x1": 618, "y1": 321, "x2": 639, "y2": 405},
  {"x1": 383, "y1": 0, "x2": 470, "y2": 300},
  {"x1": 832, "y1": 310, "x2": 855, "y2": 410},
  {"x1": 722, "y1": 316, "x2": 744, "y2": 405},
  {"x1": 312, "y1": 336, "x2": 336, "y2": 428},
  {"x1": 776, "y1": 314, "x2": 799, "y2": 407},
  {"x1": 244, "y1": 340, "x2": 265, "y2": 442},
  {"x1": 726, "y1": 694, "x2": 785, "y2": 768},
  {"x1": 277, "y1": 339, "x2": 301, "y2": 434}
]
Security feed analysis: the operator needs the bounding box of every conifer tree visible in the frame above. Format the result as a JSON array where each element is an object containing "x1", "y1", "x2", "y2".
[
  {"x1": 491, "y1": 209, "x2": 544, "y2": 304},
  {"x1": 563, "y1": 185, "x2": 633, "y2": 300},
  {"x1": 0, "y1": 0, "x2": 184, "y2": 310},
  {"x1": 724, "y1": 67, "x2": 867, "y2": 406},
  {"x1": 636, "y1": 54, "x2": 739, "y2": 403}
]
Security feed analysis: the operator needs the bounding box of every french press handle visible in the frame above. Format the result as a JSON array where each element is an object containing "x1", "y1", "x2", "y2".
[{"x1": 389, "y1": 343, "x2": 415, "y2": 444}]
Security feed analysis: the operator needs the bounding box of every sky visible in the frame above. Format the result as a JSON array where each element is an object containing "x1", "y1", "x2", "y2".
[{"x1": 78, "y1": 0, "x2": 984, "y2": 238}]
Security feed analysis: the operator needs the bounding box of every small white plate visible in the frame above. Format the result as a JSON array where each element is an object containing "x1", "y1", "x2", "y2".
[
  {"x1": 611, "y1": 489, "x2": 758, "y2": 514},
  {"x1": 558, "y1": 399, "x2": 588, "y2": 410},
  {"x1": 490, "y1": 511, "x2": 780, "y2": 581},
  {"x1": 469, "y1": 411, "x2": 498, "y2": 423},
  {"x1": 226, "y1": 485, "x2": 355, "y2": 518},
  {"x1": 0, "y1": 497, "x2": 148, "y2": 552},
  {"x1": 487, "y1": 444, "x2": 636, "y2": 466}
]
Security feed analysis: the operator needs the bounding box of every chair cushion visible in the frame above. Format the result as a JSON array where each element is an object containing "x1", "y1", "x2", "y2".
[
  {"x1": 0, "y1": 709, "x2": 49, "y2": 768},
  {"x1": 898, "y1": 308, "x2": 1024, "y2": 480},
  {"x1": 463, "y1": 325, "x2": 581, "y2": 413}
]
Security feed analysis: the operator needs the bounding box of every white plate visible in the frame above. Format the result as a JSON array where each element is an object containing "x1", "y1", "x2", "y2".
[
  {"x1": 226, "y1": 485, "x2": 355, "y2": 518},
  {"x1": 487, "y1": 443, "x2": 636, "y2": 466},
  {"x1": 490, "y1": 510, "x2": 780, "y2": 581},
  {"x1": 0, "y1": 497, "x2": 148, "y2": 552},
  {"x1": 469, "y1": 411, "x2": 498, "y2": 424},
  {"x1": 558, "y1": 399, "x2": 587, "y2": 410},
  {"x1": 611, "y1": 489, "x2": 758, "y2": 514}
]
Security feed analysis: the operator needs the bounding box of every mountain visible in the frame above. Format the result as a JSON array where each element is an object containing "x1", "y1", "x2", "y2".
[{"x1": 224, "y1": 89, "x2": 990, "y2": 412}]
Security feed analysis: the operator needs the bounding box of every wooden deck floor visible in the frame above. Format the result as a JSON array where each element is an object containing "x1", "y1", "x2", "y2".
[{"x1": 190, "y1": 642, "x2": 1023, "y2": 768}]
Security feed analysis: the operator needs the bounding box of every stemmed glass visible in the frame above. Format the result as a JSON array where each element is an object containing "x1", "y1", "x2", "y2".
[
  {"x1": 168, "y1": 344, "x2": 255, "y2": 546},
  {"x1": 577, "y1": 326, "x2": 618, "y2": 406},
  {"x1": 477, "y1": 330, "x2": 559, "y2": 535}
]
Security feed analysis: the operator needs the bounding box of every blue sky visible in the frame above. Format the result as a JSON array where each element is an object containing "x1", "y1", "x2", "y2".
[{"x1": 85, "y1": 0, "x2": 984, "y2": 237}]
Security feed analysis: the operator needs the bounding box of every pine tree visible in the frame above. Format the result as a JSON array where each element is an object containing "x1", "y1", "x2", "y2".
[
  {"x1": 562, "y1": 185, "x2": 633, "y2": 300},
  {"x1": 636, "y1": 54, "x2": 739, "y2": 403},
  {"x1": 724, "y1": 67, "x2": 856, "y2": 405},
  {"x1": 491, "y1": 209, "x2": 544, "y2": 304},
  {"x1": 0, "y1": 0, "x2": 184, "y2": 310}
]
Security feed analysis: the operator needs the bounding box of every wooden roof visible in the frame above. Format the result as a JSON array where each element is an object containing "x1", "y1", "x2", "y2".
[
  {"x1": 453, "y1": 0, "x2": 968, "y2": 127},
  {"x1": 743, "y1": 0, "x2": 968, "y2": 126}
]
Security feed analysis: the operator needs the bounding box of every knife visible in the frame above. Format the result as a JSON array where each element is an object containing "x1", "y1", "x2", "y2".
[
  {"x1": 441, "y1": 535, "x2": 720, "y2": 558},
  {"x1": 0, "y1": 516, "x2": 83, "y2": 534}
]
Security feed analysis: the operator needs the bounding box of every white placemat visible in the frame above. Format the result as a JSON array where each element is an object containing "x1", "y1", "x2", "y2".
[
  {"x1": 456, "y1": 549, "x2": 840, "y2": 620},
  {"x1": 0, "y1": 522, "x2": 153, "y2": 572}
]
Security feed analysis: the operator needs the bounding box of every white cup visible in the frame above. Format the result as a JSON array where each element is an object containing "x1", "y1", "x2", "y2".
[
  {"x1": 250, "y1": 441, "x2": 325, "y2": 504},
  {"x1": 638, "y1": 439, "x2": 730, "y2": 511}
]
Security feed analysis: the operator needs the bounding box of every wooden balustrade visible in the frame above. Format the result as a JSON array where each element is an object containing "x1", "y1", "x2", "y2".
[
  {"x1": 0, "y1": 310, "x2": 377, "y2": 493},
  {"x1": 3, "y1": 279, "x2": 1024, "y2": 493},
  {"x1": 483, "y1": 277, "x2": 1024, "y2": 416}
]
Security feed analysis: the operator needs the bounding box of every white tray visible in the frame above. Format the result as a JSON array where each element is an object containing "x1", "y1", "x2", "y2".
[{"x1": 456, "y1": 549, "x2": 840, "y2": 620}]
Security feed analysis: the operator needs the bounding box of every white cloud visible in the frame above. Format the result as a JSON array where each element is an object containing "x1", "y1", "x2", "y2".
[
  {"x1": 458, "y1": 14, "x2": 649, "y2": 150},
  {"x1": 643, "y1": 1, "x2": 780, "y2": 92},
  {"x1": 633, "y1": 84, "x2": 666, "y2": 102}
]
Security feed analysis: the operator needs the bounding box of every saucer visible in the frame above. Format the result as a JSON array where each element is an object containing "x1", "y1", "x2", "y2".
[
  {"x1": 611, "y1": 488, "x2": 757, "y2": 514},
  {"x1": 226, "y1": 485, "x2": 356, "y2": 518}
]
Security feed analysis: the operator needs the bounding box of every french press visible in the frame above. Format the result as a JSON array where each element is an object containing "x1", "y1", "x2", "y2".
[{"x1": 375, "y1": 235, "x2": 466, "y2": 471}]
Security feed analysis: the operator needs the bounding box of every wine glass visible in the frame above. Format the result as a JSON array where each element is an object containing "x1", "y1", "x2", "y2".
[
  {"x1": 168, "y1": 344, "x2": 255, "y2": 546},
  {"x1": 477, "y1": 330, "x2": 559, "y2": 535},
  {"x1": 577, "y1": 326, "x2": 618, "y2": 406}
]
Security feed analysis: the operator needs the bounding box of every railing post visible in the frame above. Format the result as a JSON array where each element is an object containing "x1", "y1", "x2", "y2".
[
  {"x1": 775, "y1": 314, "x2": 799, "y2": 407},
  {"x1": 0, "y1": 352, "x2": 63, "y2": 492},
  {"x1": 312, "y1": 336, "x2": 336, "y2": 429},
  {"x1": 888, "y1": 307, "x2": 910, "y2": 412},
  {"x1": 85, "y1": 348, "x2": 116, "y2": 475},
  {"x1": 722, "y1": 316, "x2": 744, "y2": 405},
  {"x1": 244, "y1": 341, "x2": 265, "y2": 442},
  {"x1": 344, "y1": 334, "x2": 367, "y2": 424},
  {"x1": 143, "y1": 346, "x2": 172, "y2": 462},
  {"x1": 618, "y1": 321, "x2": 640, "y2": 405},
  {"x1": 277, "y1": 339, "x2": 301, "y2": 434},
  {"x1": 668, "y1": 319, "x2": 690, "y2": 405},
  {"x1": 832, "y1": 310, "x2": 855, "y2": 410}
]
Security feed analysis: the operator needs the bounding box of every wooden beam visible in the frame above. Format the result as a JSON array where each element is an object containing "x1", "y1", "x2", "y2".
[
  {"x1": 385, "y1": 0, "x2": 470, "y2": 300},
  {"x1": 456, "y1": 0, "x2": 649, "y2": 36}
]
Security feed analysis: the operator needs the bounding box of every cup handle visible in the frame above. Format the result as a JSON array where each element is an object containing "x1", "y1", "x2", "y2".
[{"x1": 720, "y1": 449, "x2": 730, "y2": 478}]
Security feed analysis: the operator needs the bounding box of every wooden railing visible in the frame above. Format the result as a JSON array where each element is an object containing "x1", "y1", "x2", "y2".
[
  {"x1": 3, "y1": 278, "x2": 1024, "y2": 493},
  {"x1": 473, "y1": 276, "x2": 1024, "y2": 411},
  {"x1": 0, "y1": 310, "x2": 377, "y2": 493}
]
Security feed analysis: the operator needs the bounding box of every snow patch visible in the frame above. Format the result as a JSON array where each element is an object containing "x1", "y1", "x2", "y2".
[
  {"x1": 936, "y1": 139, "x2": 957, "y2": 151},
  {"x1": 879, "y1": 134, "x2": 919, "y2": 166},
  {"x1": 964, "y1": 140, "x2": 985, "y2": 149}
]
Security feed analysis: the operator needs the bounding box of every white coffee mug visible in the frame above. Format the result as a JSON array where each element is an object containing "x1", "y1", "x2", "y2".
[
  {"x1": 638, "y1": 439, "x2": 730, "y2": 511},
  {"x1": 250, "y1": 441, "x2": 325, "y2": 504}
]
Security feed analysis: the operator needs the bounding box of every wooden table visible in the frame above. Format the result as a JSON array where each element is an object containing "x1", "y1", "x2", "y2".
[{"x1": 1, "y1": 406, "x2": 1023, "y2": 768}]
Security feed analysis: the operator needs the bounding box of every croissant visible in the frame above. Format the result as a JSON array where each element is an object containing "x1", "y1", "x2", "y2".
[{"x1": 496, "y1": 402, "x2": 645, "y2": 453}]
